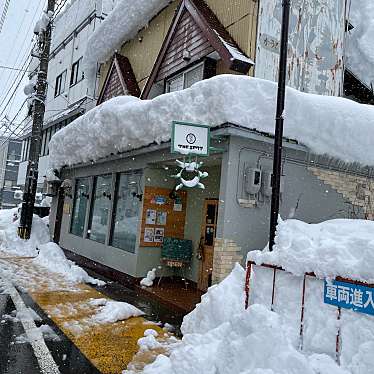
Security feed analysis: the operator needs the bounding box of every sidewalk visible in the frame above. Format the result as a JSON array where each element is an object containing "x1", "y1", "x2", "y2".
[{"x1": 0, "y1": 250, "x2": 178, "y2": 374}]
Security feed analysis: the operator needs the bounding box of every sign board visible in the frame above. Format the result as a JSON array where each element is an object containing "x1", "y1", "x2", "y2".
[
  {"x1": 171, "y1": 121, "x2": 210, "y2": 156},
  {"x1": 324, "y1": 279, "x2": 374, "y2": 316}
]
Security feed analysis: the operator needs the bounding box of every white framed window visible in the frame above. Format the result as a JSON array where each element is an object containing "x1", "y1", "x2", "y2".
[
  {"x1": 166, "y1": 63, "x2": 204, "y2": 93},
  {"x1": 54, "y1": 70, "x2": 66, "y2": 97},
  {"x1": 70, "y1": 57, "x2": 84, "y2": 86}
]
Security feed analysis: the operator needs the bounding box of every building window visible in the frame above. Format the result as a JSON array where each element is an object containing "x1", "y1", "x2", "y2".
[
  {"x1": 110, "y1": 173, "x2": 141, "y2": 253},
  {"x1": 166, "y1": 63, "x2": 204, "y2": 93},
  {"x1": 54, "y1": 70, "x2": 66, "y2": 97},
  {"x1": 87, "y1": 174, "x2": 112, "y2": 244},
  {"x1": 4, "y1": 180, "x2": 13, "y2": 188},
  {"x1": 70, "y1": 58, "x2": 84, "y2": 86},
  {"x1": 70, "y1": 178, "x2": 90, "y2": 237}
]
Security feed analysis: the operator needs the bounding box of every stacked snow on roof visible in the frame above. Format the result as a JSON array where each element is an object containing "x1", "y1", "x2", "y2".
[
  {"x1": 83, "y1": 0, "x2": 171, "y2": 80},
  {"x1": 131, "y1": 264, "x2": 350, "y2": 374},
  {"x1": 248, "y1": 218, "x2": 374, "y2": 283},
  {"x1": 49, "y1": 75, "x2": 374, "y2": 169},
  {"x1": 346, "y1": 1, "x2": 374, "y2": 89}
]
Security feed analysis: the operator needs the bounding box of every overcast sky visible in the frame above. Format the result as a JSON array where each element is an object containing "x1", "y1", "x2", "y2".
[{"x1": 0, "y1": 0, "x2": 46, "y2": 124}]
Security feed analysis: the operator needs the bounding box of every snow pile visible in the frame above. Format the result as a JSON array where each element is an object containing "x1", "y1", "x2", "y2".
[
  {"x1": 0, "y1": 209, "x2": 50, "y2": 257},
  {"x1": 346, "y1": 1, "x2": 374, "y2": 89},
  {"x1": 49, "y1": 75, "x2": 374, "y2": 169},
  {"x1": 33, "y1": 242, "x2": 104, "y2": 285},
  {"x1": 92, "y1": 299, "x2": 144, "y2": 323},
  {"x1": 138, "y1": 334, "x2": 162, "y2": 352},
  {"x1": 140, "y1": 268, "x2": 157, "y2": 287},
  {"x1": 248, "y1": 218, "x2": 374, "y2": 283},
  {"x1": 34, "y1": 11, "x2": 53, "y2": 34},
  {"x1": 136, "y1": 264, "x2": 350, "y2": 374},
  {"x1": 83, "y1": 0, "x2": 171, "y2": 80}
]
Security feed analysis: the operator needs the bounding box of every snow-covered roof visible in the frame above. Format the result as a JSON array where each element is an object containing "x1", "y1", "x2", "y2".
[
  {"x1": 248, "y1": 218, "x2": 374, "y2": 283},
  {"x1": 346, "y1": 1, "x2": 374, "y2": 89},
  {"x1": 49, "y1": 75, "x2": 374, "y2": 169},
  {"x1": 83, "y1": 0, "x2": 172, "y2": 80}
]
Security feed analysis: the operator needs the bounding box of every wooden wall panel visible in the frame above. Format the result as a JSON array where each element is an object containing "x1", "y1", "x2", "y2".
[{"x1": 140, "y1": 186, "x2": 188, "y2": 247}]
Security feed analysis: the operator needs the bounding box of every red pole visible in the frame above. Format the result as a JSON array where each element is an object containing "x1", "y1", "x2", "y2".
[{"x1": 245, "y1": 261, "x2": 252, "y2": 309}]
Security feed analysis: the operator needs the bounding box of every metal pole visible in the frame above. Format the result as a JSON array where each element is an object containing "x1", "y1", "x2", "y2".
[
  {"x1": 18, "y1": 0, "x2": 56, "y2": 239},
  {"x1": 269, "y1": 0, "x2": 291, "y2": 251}
]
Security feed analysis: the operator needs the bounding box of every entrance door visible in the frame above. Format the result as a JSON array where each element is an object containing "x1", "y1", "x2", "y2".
[{"x1": 198, "y1": 199, "x2": 219, "y2": 291}]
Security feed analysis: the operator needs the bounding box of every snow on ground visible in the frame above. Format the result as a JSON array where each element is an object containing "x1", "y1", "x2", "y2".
[
  {"x1": 0, "y1": 208, "x2": 49, "y2": 257},
  {"x1": 130, "y1": 218, "x2": 374, "y2": 374},
  {"x1": 83, "y1": 0, "x2": 172, "y2": 81},
  {"x1": 33, "y1": 242, "x2": 104, "y2": 285},
  {"x1": 346, "y1": 1, "x2": 374, "y2": 89},
  {"x1": 49, "y1": 75, "x2": 374, "y2": 170},
  {"x1": 0, "y1": 208, "x2": 102, "y2": 285},
  {"x1": 92, "y1": 299, "x2": 144, "y2": 324},
  {"x1": 248, "y1": 218, "x2": 374, "y2": 283}
]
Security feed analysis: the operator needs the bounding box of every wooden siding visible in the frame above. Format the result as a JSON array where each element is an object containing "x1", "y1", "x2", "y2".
[
  {"x1": 100, "y1": 66, "x2": 125, "y2": 103},
  {"x1": 156, "y1": 9, "x2": 214, "y2": 81}
]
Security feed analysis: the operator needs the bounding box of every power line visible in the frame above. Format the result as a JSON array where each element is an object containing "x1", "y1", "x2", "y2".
[{"x1": 0, "y1": 64, "x2": 32, "y2": 72}]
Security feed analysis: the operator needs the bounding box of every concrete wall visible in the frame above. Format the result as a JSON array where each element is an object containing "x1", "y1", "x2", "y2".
[{"x1": 217, "y1": 135, "x2": 353, "y2": 261}]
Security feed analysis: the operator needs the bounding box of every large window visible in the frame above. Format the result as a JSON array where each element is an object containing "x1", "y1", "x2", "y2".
[
  {"x1": 71, "y1": 178, "x2": 90, "y2": 237},
  {"x1": 166, "y1": 63, "x2": 204, "y2": 93},
  {"x1": 87, "y1": 175, "x2": 112, "y2": 244},
  {"x1": 110, "y1": 173, "x2": 141, "y2": 253}
]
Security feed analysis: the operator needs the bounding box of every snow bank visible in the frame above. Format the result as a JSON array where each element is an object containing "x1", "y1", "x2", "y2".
[
  {"x1": 33, "y1": 242, "x2": 104, "y2": 285},
  {"x1": 92, "y1": 299, "x2": 144, "y2": 323},
  {"x1": 248, "y1": 218, "x2": 374, "y2": 283},
  {"x1": 83, "y1": 0, "x2": 171, "y2": 81},
  {"x1": 346, "y1": 1, "x2": 374, "y2": 89},
  {"x1": 0, "y1": 209, "x2": 50, "y2": 257},
  {"x1": 49, "y1": 75, "x2": 374, "y2": 169},
  {"x1": 135, "y1": 264, "x2": 348, "y2": 374}
]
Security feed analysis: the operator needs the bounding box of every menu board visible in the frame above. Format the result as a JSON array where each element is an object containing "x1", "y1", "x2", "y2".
[{"x1": 140, "y1": 186, "x2": 187, "y2": 247}]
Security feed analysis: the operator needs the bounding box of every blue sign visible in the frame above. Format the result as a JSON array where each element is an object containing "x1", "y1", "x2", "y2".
[{"x1": 324, "y1": 279, "x2": 374, "y2": 316}]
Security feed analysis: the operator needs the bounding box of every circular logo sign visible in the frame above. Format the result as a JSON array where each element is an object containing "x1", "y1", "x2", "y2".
[{"x1": 186, "y1": 133, "x2": 196, "y2": 144}]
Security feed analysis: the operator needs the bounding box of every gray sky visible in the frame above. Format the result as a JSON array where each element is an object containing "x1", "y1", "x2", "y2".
[{"x1": 0, "y1": 0, "x2": 46, "y2": 125}]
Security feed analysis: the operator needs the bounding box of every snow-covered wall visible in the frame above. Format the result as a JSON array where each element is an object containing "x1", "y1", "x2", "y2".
[
  {"x1": 346, "y1": 0, "x2": 374, "y2": 89},
  {"x1": 49, "y1": 75, "x2": 374, "y2": 169},
  {"x1": 255, "y1": 0, "x2": 347, "y2": 96}
]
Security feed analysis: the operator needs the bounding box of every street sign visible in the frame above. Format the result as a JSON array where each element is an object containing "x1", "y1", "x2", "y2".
[
  {"x1": 324, "y1": 279, "x2": 374, "y2": 316},
  {"x1": 171, "y1": 121, "x2": 210, "y2": 156}
]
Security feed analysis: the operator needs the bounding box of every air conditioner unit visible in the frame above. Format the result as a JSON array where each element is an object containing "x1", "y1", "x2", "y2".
[
  {"x1": 262, "y1": 171, "x2": 285, "y2": 197},
  {"x1": 245, "y1": 168, "x2": 262, "y2": 195}
]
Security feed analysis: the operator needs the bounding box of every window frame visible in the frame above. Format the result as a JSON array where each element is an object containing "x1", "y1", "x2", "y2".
[
  {"x1": 54, "y1": 70, "x2": 67, "y2": 97},
  {"x1": 70, "y1": 177, "x2": 91, "y2": 237},
  {"x1": 70, "y1": 57, "x2": 84, "y2": 87},
  {"x1": 166, "y1": 62, "x2": 205, "y2": 93}
]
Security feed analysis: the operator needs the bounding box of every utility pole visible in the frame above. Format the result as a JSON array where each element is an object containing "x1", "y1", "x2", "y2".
[
  {"x1": 269, "y1": 0, "x2": 291, "y2": 251},
  {"x1": 18, "y1": 0, "x2": 56, "y2": 239}
]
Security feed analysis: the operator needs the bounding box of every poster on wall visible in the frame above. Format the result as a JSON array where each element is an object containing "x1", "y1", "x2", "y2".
[
  {"x1": 144, "y1": 227, "x2": 155, "y2": 243},
  {"x1": 154, "y1": 228, "x2": 165, "y2": 243},
  {"x1": 156, "y1": 211, "x2": 167, "y2": 226},
  {"x1": 146, "y1": 209, "x2": 156, "y2": 225}
]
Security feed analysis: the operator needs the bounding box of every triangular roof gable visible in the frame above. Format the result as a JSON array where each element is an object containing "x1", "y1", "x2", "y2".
[
  {"x1": 141, "y1": 0, "x2": 253, "y2": 99},
  {"x1": 97, "y1": 54, "x2": 140, "y2": 105}
]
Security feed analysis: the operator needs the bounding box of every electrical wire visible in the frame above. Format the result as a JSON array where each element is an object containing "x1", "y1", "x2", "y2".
[
  {"x1": 0, "y1": 0, "x2": 11, "y2": 34},
  {"x1": 0, "y1": 64, "x2": 32, "y2": 72}
]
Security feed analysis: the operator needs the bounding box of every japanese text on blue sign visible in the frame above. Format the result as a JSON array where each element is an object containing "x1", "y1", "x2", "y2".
[{"x1": 324, "y1": 279, "x2": 374, "y2": 316}]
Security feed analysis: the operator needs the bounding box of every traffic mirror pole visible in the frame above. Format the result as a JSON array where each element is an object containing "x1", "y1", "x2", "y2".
[{"x1": 269, "y1": 0, "x2": 291, "y2": 251}]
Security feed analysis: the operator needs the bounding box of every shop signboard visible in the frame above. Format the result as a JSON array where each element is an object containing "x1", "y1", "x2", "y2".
[
  {"x1": 171, "y1": 121, "x2": 210, "y2": 156},
  {"x1": 324, "y1": 279, "x2": 374, "y2": 316}
]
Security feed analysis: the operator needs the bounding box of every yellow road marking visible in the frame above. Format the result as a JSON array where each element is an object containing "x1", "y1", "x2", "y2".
[{"x1": 0, "y1": 255, "x2": 168, "y2": 374}]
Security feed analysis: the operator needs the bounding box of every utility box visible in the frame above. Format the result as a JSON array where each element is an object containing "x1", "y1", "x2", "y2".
[
  {"x1": 262, "y1": 171, "x2": 285, "y2": 197},
  {"x1": 245, "y1": 168, "x2": 262, "y2": 195}
]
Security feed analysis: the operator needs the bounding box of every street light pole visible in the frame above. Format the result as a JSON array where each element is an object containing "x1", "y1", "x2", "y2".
[{"x1": 269, "y1": 0, "x2": 291, "y2": 251}]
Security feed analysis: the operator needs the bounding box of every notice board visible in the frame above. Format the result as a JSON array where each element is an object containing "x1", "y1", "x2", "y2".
[{"x1": 140, "y1": 186, "x2": 187, "y2": 247}]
